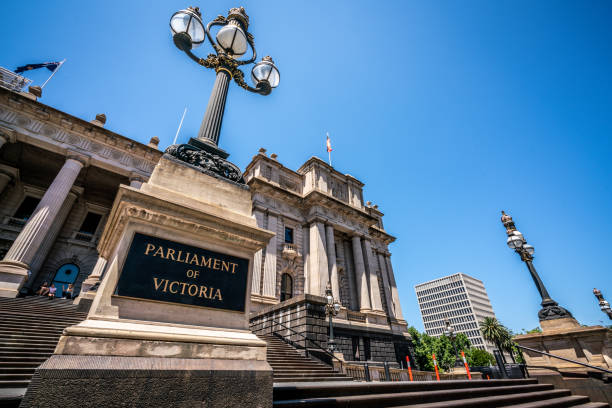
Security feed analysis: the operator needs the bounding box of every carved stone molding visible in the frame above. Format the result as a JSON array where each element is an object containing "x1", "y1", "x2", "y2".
[{"x1": 164, "y1": 144, "x2": 245, "y2": 184}]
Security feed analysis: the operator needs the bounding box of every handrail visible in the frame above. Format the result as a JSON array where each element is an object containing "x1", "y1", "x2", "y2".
[
  {"x1": 516, "y1": 345, "x2": 612, "y2": 374},
  {"x1": 269, "y1": 319, "x2": 344, "y2": 366}
]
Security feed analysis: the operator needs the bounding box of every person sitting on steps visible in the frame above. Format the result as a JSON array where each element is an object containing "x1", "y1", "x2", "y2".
[
  {"x1": 36, "y1": 281, "x2": 50, "y2": 296},
  {"x1": 48, "y1": 283, "x2": 57, "y2": 299}
]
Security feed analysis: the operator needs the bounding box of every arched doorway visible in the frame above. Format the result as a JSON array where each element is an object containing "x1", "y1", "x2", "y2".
[{"x1": 52, "y1": 263, "x2": 79, "y2": 298}]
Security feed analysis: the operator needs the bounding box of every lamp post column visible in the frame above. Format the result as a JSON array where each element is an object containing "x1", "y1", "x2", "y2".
[{"x1": 194, "y1": 69, "x2": 231, "y2": 153}]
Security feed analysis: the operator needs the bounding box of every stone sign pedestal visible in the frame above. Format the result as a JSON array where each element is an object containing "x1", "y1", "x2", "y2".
[{"x1": 21, "y1": 155, "x2": 274, "y2": 408}]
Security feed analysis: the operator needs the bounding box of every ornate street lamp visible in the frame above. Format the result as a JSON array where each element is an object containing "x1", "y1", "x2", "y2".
[
  {"x1": 593, "y1": 289, "x2": 612, "y2": 320},
  {"x1": 500, "y1": 211, "x2": 573, "y2": 322},
  {"x1": 442, "y1": 317, "x2": 462, "y2": 368},
  {"x1": 325, "y1": 282, "x2": 341, "y2": 352},
  {"x1": 166, "y1": 6, "x2": 280, "y2": 184}
]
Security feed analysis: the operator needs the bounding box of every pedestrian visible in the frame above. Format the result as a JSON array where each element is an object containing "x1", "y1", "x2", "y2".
[
  {"x1": 36, "y1": 281, "x2": 50, "y2": 296},
  {"x1": 48, "y1": 283, "x2": 57, "y2": 299},
  {"x1": 63, "y1": 283, "x2": 74, "y2": 299}
]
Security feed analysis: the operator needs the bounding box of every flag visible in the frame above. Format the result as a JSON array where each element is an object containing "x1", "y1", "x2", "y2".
[
  {"x1": 326, "y1": 133, "x2": 332, "y2": 153},
  {"x1": 15, "y1": 61, "x2": 62, "y2": 74}
]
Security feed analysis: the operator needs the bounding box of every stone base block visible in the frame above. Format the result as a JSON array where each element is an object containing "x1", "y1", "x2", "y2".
[
  {"x1": 0, "y1": 260, "x2": 29, "y2": 298},
  {"x1": 540, "y1": 317, "x2": 581, "y2": 331},
  {"x1": 72, "y1": 290, "x2": 95, "y2": 312},
  {"x1": 20, "y1": 355, "x2": 272, "y2": 408}
]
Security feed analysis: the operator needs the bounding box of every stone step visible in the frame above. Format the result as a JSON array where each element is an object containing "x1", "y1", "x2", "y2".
[
  {"x1": 0, "y1": 380, "x2": 30, "y2": 389},
  {"x1": 272, "y1": 379, "x2": 540, "y2": 400},
  {"x1": 0, "y1": 374, "x2": 32, "y2": 382},
  {"x1": 571, "y1": 404, "x2": 610, "y2": 408},
  {"x1": 0, "y1": 368, "x2": 36, "y2": 374},
  {"x1": 505, "y1": 395, "x2": 593, "y2": 408},
  {"x1": 273, "y1": 376, "x2": 352, "y2": 383},
  {"x1": 272, "y1": 384, "x2": 559, "y2": 407}
]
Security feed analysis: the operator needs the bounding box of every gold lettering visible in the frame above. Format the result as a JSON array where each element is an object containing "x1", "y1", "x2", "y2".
[
  {"x1": 166, "y1": 248, "x2": 176, "y2": 261},
  {"x1": 176, "y1": 250, "x2": 184, "y2": 263},
  {"x1": 221, "y1": 261, "x2": 230, "y2": 272},
  {"x1": 189, "y1": 254, "x2": 200, "y2": 266},
  {"x1": 231, "y1": 263, "x2": 238, "y2": 274},
  {"x1": 213, "y1": 258, "x2": 220, "y2": 270},
  {"x1": 180, "y1": 282, "x2": 188, "y2": 295},
  {"x1": 153, "y1": 277, "x2": 164, "y2": 291},
  {"x1": 153, "y1": 246, "x2": 165, "y2": 259},
  {"x1": 212, "y1": 288, "x2": 223, "y2": 301},
  {"x1": 169, "y1": 281, "x2": 179, "y2": 294},
  {"x1": 163, "y1": 280, "x2": 169, "y2": 292},
  {"x1": 199, "y1": 286, "x2": 208, "y2": 298},
  {"x1": 188, "y1": 284, "x2": 198, "y2": 296},
  {"x1": 144, "y1": 243, "x2": 155, "y2": 255},
  {"x1": 200, "y1": 256, "x2": 212, "y2": 268}
]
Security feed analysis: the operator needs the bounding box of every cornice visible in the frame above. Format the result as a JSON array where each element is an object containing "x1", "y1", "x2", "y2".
[{"x1": 0, "y1": 87, "x2": 162, "y2": 177}]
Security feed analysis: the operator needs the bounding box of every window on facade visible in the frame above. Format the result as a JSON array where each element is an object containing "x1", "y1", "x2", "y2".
[
  {"x1": 284, "y1": 227, "x2": 293, "y2": 244},
  {"x1": 280, "y1": 273, "x2": 293, "y2": 302},
  {"x1": 13, "y1": 196, "x2": 40, "y2": 220},
  {"x1": 363, "y1": 337, "x2": 371, "y2": 361},
  {"x1": 79, "y1": 212, "x2": 103, "y2": 234}
]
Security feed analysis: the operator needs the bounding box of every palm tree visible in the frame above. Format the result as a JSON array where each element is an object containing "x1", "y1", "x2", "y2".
[{"x1": 479, "y1": 317, "x2": 511, "y2": 362}]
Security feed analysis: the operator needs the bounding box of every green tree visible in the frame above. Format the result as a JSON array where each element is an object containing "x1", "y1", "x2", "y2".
[
  {"x1": 464, "y1": 348, "x2": 495, "y2": 366},
  {"x1": 479, "y1": 317, "x2": 511, "y2": 356},
  {"x1": 408, "y1": 327, "x2": 473, "y2": 372}
]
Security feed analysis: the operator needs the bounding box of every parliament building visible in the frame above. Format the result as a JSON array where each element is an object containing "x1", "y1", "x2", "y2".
[{"x1": 0, "y1": 84, "x2": 411, "y2": 365}]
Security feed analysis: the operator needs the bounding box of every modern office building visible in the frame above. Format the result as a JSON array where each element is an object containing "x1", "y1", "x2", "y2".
[{"x1": 415, "y1": 273, "x2": 496, "y2": 352}]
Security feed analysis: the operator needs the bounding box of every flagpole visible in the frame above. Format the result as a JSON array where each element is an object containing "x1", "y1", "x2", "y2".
[
  {"x1": 328, "y1": 150, "x2": 332, "y2": 167},
  {"x1": 173, "y1": 107, "x2": 188, "y2": 144},
  {"x1": 326, "y1": 131, "x2": 332, "y2": 167},
  {"x1": 40, "y1": 59, "x2": 66, "y2": 89}
]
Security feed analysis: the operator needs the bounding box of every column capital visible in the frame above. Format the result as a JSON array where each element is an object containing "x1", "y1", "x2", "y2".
[
  {"x1": 0, "y1": 164, "x2": 19, "y2": 181},
  {"x1": 66, "y1": 151, "x2": 90, "y2": 167},
  {"x1": 68, "y1": 185, "x2": 85, "y2": 199},
  {"x1": 128, "y1": 172, "x2": 147, "y2": 183},
  {"x1": 0, "y1": 127, "x2": 17, "y2": 144}
]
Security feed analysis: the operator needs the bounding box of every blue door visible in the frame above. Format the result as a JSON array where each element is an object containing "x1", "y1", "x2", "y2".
[{"x1": 52, "y1": 263, "x2": 79, "y2": 298}]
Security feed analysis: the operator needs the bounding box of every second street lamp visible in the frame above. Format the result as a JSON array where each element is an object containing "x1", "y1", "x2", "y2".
[
  {"x1": 442, "y1": 317, "x2": 462, "y2": 369},
  {"x1": 325, "y1": 283, "x2": 341, "y2": 352},
  {"x1": 500, "y1": 211, "x2": 573, "y2": 322},
  {"x1": 166, "y1": 6, "x2": 280, "y2": 184}
]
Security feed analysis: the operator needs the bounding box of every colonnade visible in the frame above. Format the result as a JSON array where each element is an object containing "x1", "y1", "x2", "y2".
[{"x1": 0, "y1": 153, "x2": 89, "y2": 297}]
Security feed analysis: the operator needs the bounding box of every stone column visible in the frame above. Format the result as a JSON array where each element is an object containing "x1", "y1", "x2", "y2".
[
  {"x1": 80, "y1": 256, "x2": 108, "y2": 294},
  {"x1": 325, "y1": 224, "x2": 340, "y2": 301},
  {"x1": 342, "y1": 240, "x2": 359, "y2": 310},
  {"x1": 351, "y1": 236, "x2": 371, "y2": 311},
  {"x1": 0, "y1": 135, "x2": 7, "y2": 150},
  {"x1": 362, "y1": 238, "x2": 383, "y2": 312},
  {"x1": 0, "y1": 165, "x2": 18, "y2": 197},
  {"x1": 26, "y1": 186, "x2": 82, "y2": 288},
  {"x1": 129, "y1": 174, "x2": 145, "y2": 189},
  {"x1": 384, "y1": 255, "x2": 404, "y2": 320},
  {"x1": 377, "y1": 252, "x2": 396, "y2": 319},
  {"x1": 251, "y1": 210, "x2": 265, "y2": 295},
  {"x1": 261, "y1": 213, "x2": 278, "y2": 298},
  {"x1": 308, "y1": 222, "x2": 328, "y2": 296},
  {"x1": 0, "y1": 154, "x2": 87, "y2": 297}
]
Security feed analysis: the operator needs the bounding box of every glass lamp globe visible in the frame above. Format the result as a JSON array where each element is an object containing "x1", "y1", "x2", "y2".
[
  {"x1": 507, "y1": 231, "x2": 525, "y2": 249},
  {"x1": 333, "y1": 302, "x2": 341, "y2": 313},
  {"x1": 523, "y1": 244, "x2": 535, "y2": 255},
  {"x1": 326, "y1": 294, "x2": 333, "y2": 306},
  {"x1": 216, "y1": 23, "x2": 248, "y2": 56},
  {"x1": 251, "y1": 56, "x2": 280, "y2": 88},
  {"x1": 170, "y1": 8, "x2": 206, "y2": 50}
]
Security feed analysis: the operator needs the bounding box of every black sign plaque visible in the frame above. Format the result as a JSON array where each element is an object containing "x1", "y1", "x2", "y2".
[{"x1": 115, "y1": 233, "x2": 249, "y2": 312}]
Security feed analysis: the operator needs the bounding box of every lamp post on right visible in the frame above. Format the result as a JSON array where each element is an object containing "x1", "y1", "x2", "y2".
[
  {"x1": 500, "y1": 211, "x2": 575, "y2": 325},
  {"x1": 442, "y1": 317, "x2": 462, "y2": 369},
  {"x1": 324, "y1": 282, "x2": 341, "y2": 352}
]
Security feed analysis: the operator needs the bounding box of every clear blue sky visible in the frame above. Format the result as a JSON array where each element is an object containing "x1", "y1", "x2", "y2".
[{"x1": 2, "y1": 1, "x2": 611, "y2": 333}]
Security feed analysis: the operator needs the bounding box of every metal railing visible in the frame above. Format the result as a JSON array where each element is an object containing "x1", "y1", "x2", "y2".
[
  {"x1": 269, "y1": 319, "x2": 344, "y2": 370},
  {"x1": 517, "y1": 345, "x2": 612, "y2": 375}
]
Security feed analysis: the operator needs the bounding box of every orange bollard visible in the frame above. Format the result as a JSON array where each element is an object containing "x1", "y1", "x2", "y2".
[
  {"x1": 486, "y1": 375, "x2": 490, "y2": 380},
  {"x1": 460, "y1": 351, "x2": 472, "y2": 380},
  {"x1": 432, "y1": 353, "x2": 440, "y2": 381},
  {"x1": 405, "y1": 356, "x2": 414, "y2": 381}
]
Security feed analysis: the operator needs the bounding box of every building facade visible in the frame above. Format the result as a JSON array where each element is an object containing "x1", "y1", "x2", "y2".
[
  {"x1": 0, "y1": 82, "x2": 412, "y2": 364},
  {"x1": 415, "y1": 273, "x2": 496, "y2": 352}
]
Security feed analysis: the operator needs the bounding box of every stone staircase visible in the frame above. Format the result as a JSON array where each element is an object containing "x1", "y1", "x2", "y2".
[
  {"x1": 273, "y1": 379, "x2": 610, "y2": 407},
  {"x1": 260, "y1": 334, "x2": 352, "y2": 383},
  {"x1": 0, "y1": 296, "x2": 87, "y2": 407}
]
